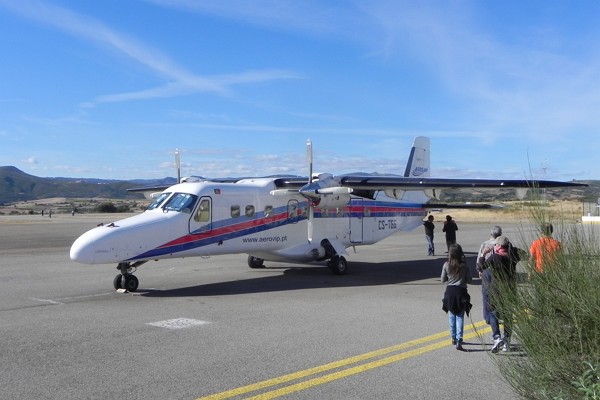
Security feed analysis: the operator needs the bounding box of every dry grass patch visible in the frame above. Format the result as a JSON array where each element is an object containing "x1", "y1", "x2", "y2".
[{"x1": 441, "y1": 200, "x2": 584, "y2": 223}]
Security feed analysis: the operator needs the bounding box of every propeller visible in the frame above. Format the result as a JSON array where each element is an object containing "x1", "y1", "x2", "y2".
[
  {"x1": 301, "y1": 140, "x2": 354, "y2": 243},
  {"x1": 306, "y1": 139, "x2": 314, "y2": 243},
  {"x1": 175, "y1": 148, "x2": 181, "y2": 183}
]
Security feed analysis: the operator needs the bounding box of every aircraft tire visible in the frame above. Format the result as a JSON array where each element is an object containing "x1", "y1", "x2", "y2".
[
  {"x1": 248, "y1": 256, "x2": 265, "y2": 269},
  {"x1": 329, "y1": 256, "x2": 348, "y2": 275},
  {"x1": 123, "y1": 275, "x2": 139, "y2": 292},
  {"x1": 113, "y1": 274, "x2": 123, "y2": 290}
]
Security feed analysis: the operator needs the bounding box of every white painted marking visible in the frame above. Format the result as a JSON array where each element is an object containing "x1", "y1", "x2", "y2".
[
  {"x1": 29, "y1": 297, "x2": 63, "y2": 305},
  {"x1": 147, "y1": 318, "x2": 210, "y2": 330},
  {"x1": 30, "y1": 292, "x2": 121, "y2": 305}
]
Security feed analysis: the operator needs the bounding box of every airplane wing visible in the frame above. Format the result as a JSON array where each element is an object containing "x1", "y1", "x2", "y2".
[
  {"x1": 338, "y1": 175, "x2": 587, "y2": 203},
  {"x1": 337, "y1": 175, "x2": 588, "y2": 190},
  {"x1": 127, "y1": 185, "x2": 172, "y2": 193},
  {"x1": 282, "y1": 173, "x2": 587, "y2": 205}
]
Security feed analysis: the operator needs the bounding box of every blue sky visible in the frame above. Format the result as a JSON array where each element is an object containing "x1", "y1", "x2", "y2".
[{"x1": 1, "y1": 0, "x2": 599, "y2": 181}]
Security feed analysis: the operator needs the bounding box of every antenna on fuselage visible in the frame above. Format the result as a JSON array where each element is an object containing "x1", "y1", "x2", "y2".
[
  {"x1": 306, "y1": 139, "x2": 314, "y2": 243},
  {"x1": 175, "y1": 148, "x2": 181, "y2": 183}
]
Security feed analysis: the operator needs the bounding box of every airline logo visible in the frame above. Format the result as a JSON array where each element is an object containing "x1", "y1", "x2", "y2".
[{"x1": 411, "y1": 166, "x2": 428, "y2": 176}]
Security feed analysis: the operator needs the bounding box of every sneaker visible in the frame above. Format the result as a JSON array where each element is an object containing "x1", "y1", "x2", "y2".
[
  {"x1": 452, "y1": 339, "x2": 457, "y2": 346},
  {"x1": 456, "y1": 340, "x2": 463, "y2": 351},
  {"x1": 501, "y1": 336, "x2": 510, "y2": 352},
  {"x1": 491, "y1": 338, "x2": 503, "y2": 353}
]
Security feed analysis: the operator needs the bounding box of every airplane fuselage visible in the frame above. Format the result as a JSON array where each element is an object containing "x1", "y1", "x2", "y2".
[{"x1": 70, "y1": 178, "x2": 427, "y2": 266}]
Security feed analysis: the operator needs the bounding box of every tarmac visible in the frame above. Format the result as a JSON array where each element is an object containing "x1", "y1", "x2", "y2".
[{"x1": 0, "y1": 213, "x2": 527, "y2": 400}]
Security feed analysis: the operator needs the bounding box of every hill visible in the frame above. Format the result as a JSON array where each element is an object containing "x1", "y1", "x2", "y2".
[
  {"x1": 1, "y1": 165, "x2": 597, "y2": 205},
  {"x1": 0, "y1": 166, "x2": 175, "y2": 205}
]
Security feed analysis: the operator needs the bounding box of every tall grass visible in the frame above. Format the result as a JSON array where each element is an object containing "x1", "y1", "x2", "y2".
[{"x1": 490, "y1": 200, "x2": 600, "y2": 399}]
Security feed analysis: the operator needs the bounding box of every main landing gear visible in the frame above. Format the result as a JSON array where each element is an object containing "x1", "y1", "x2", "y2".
[
  {"x1": 113, "y1": 261, "x2": 147, "y2": 292},
  {"x1": 327, "y1": 255, "x2": 348, "y2": 275},
  {"x1": 247, "y1": 255, "x2": 265, "y2": 269},
  {"x1": 247, "y1": 246, "x2": 349, "y2": 275},
  {"x1": 321, "y1": 239, "x2": 349, "y2": 275}
]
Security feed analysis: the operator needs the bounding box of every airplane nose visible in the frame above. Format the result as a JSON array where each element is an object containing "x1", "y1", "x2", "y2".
[
  {"x1": 70, "y1": 212, "x2": 164, "y2": 264},
  {"x1": 70, "y1": 232, "x2": 97, "y2": 264}
]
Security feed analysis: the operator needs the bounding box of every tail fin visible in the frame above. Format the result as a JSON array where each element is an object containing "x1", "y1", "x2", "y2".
[
  {"x1": 386, "y1": 136, "x2": 431, "y2": 202},
  {"x1": 403, "y1": 136, "x2": 430, "y2": 178}
]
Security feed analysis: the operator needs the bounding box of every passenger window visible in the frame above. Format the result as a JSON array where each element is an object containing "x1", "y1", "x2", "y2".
[
  {"x1": 287, "y1": 200, "x2": 299, "y2": 223},
  {"x1": 231, "y1": 205, "x2": 241, "y2": 218},
  {"x1": 245, "y1": 205, "x2": 255, "y2": 218},
  {"x1": 288, "y1": 203, "x2": 297, "y2": 218},
  {"x1": 264, "y1": 205, "x2": 274, "y2": 217},
  {"x1": 195, "y1": 199, "x2": 211, "y2": 222}
]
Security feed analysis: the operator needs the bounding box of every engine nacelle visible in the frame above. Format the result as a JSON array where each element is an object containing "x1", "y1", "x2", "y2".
[
  {"x1": 306, "y1": 246, "x2": 326, "y2": 260},
  {"x1": 314, "y1": 193, "x2": 351, "y2": 208}
]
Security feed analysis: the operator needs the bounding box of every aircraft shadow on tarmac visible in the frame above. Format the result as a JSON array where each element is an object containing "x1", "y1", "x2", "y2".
[{"x1": 141, "y1": 255, "x2": 482, "y2": 298}]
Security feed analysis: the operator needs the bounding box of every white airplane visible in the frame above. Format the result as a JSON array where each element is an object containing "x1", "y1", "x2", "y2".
[{"x1": 69, "y1": 137, "x2": 586, "y2": 292}]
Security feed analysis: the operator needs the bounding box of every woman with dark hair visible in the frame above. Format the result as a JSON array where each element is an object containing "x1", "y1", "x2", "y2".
[{"x1": 441, "y1": 243, "x2": 473, "y2": 350}]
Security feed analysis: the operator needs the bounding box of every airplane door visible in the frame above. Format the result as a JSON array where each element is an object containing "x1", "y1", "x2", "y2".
[
  {"x1": 189, "y1": 197, "x2": 212, "y2": 234},
  {"x1": 350, "y1": 199, "x2": 363, "y2": 243}
]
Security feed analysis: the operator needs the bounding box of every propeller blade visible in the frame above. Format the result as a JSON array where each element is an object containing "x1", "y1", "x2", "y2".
[
  {"x1": 306, "y1": 139, "x2": 313, "y2": 182},
  {"x1": 306, "y1": 139, "x2": 314, "y2": 243},
  {"x1": 270, "y1": 189, "x2": 299, "y2": 196},
  {"x1": 317, "y1": 187, "x2": 353, "y2": 195},
  {"x1": 175, "y1": 148, "x2": 181, "y2": 183},
  {"x1": 307, "y1": 206, "x2": 314, "y2": 243}
]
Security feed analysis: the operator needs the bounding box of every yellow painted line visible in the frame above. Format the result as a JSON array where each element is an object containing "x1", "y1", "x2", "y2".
[
  {"x1": 197, "y1": 320, "x2": 489, "y2": 400},
  {"x1": 247, "y1": 328, "x2": 490, "y2": 400}
]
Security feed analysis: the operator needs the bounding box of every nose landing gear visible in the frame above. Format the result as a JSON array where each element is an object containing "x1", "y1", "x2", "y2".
[{"x1": 113, "y1": 261, "x2": 147, "y2": 292}]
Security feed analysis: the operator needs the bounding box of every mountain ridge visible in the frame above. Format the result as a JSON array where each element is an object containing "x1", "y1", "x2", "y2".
[
  {"x1": 0, "y1": 166, "x2": 176, "y2": 204},
  {"x1": 1, "y1": 165, "x2": 597, "y2": 205}
]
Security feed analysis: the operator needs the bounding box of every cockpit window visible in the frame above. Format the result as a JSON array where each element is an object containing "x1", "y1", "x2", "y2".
[
  {"x1": 162, "y1": 193, "x2": 198, "y2": 213},
  {"x1": 147, "y1": 192, "x2": 172, "y2": 210}
]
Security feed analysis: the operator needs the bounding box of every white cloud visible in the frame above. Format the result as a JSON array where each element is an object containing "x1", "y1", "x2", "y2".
[
  {"x1": 24, "y1": 156, "x2": 38, "y2": 165},
  {"x1": 0, "y1": 0, "x2": 302, "y2": 106}
]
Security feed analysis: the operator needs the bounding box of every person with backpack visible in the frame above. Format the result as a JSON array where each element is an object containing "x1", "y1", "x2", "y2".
[
  {"x1": 482, "y1": 236, "x2": 519, "y2": 352},
  {"x1": 476, "y1": 225, "x2": 503, "y2": 274}
]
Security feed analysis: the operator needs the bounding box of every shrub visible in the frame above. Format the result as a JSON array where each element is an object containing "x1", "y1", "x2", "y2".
[
  {"x1": 96, "y1": 202, "x2": 117, "y2": 213},
  {"x1": 490, "y1": 202, "x2": 600, "y2": 399}
]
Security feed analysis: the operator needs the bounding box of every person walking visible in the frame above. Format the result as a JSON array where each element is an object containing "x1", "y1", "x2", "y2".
[
  {"x1": 529, "y1": 223, "x2": 561, "y2": 273},
  {"x1": 423, "y1": 215, "x2": 435, "y2": 256},
  {"x1": 442, "y1": 215, "x2": 458, "y2": 252},
  {"x1": 441, "y1": 243, "x2": 472, "y2": 351},
  {"x1": 476, "y1": 225, "x2": 503, "y2": 274},
  {"x1": 482, "y1": 236, "x2": 517, "y2": 352}
]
